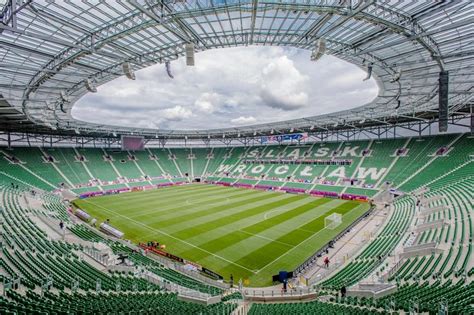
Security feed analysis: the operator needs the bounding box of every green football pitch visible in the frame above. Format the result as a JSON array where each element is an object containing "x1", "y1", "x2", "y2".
[{"x1": 73, "y1": 184, "x2": 370, "y2": 287}]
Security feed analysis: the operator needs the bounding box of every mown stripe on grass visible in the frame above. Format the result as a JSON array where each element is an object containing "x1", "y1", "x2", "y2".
[
  {"x1": 77, "y1": 198, "x2": 257, "y2": 274},
  {"x1": 77, "y1": 184, "x2": 224, "y2": 213},
  {"x1": 276, "y1": 201, "x2": 359, "y2": 245},
  {"x1": 233, "y1": 201, "x2": 361, "y2": 270},
  {"x1": 243, "y1": 198, "x2": 332, "y2": 235},
  {"x1": 99, "y1": 186, "x2": 256, "y2": 218},
  {"x1": 181, "y1": 196, "x2": 323, "y2": 245},
  {"x1": 194, "y1": 198, "x2": 332, "y2": 254},
  {"x1": 249, "y1": 203, "x2": 370, "y2": 285},
  {"x1": 152, "y1": 191, "x2": 281, "y2": 227},
  {"x1": 171, "y1": 194, "x2": 305, "y2": 248},
  {"x1": 129, "y1": 188, "x2": 260, "y2": 220},
  {"x1": 74, "y1": 184, "x2": 371, "y2": 287},
  {"x1": 89, "y1": 184, "x2": 225, "y2": 210},
  {"x1": 162, "y1": 193, "x2": 301, "y2": 235},
  {"x1": 206, "y1": 200, "x2": 345, "y2": 264}
]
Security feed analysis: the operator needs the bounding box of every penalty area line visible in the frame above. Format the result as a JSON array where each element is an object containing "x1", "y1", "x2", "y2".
[
  {"x1": 79, "y1": 199, "x2": 257, "y2": 274},
  {"x1": 254, "y1": 203, "x2": 366, "y2": 274}
]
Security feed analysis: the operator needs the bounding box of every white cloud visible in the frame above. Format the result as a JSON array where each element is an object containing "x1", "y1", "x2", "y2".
[
  {"x1": 231, "y1": 116, "x2": 257, "y2": 125},
  {"x1": 72, "y1": 46, "x2": 378, "y2": 130},
  {"x1": 194, "y1": 92, "x2": 220, "y2": 113},
  {"x1": 161, "y1": 105, "x2": 193, "y2": 121},
  {"x1": 259, "y1": 56, "x2": 309, "y2": 110}
]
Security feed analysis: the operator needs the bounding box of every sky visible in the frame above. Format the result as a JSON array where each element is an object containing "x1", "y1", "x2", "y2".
[{"x1": 72, "y1": 46, "x2": 378, "y2": 130}]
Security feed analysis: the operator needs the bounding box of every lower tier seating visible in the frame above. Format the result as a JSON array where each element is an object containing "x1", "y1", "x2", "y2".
[{"x1": 2, "y1": 290, "x2": 235, "y2": 315}]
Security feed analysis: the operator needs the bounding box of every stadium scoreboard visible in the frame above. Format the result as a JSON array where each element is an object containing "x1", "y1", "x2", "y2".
[{"x1": 121, "y1": 135, "x2": 145, "y2": 151}]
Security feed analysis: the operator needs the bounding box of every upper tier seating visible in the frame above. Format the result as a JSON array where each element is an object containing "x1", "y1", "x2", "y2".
[{"x1": 1, "y1": 134, "x2": 470, "y2": 198}]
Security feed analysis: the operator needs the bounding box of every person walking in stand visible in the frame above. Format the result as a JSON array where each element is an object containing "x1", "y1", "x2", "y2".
[
  {"x1": 324, "y1": 256, "x2": 330, "y2": 268},
  {"x1": 341, "y1": 286, "x2": 347, "y2": 298}
]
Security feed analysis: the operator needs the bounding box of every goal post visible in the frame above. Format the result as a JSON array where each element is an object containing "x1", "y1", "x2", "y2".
[{"x1": 325, "y1": 213, "x2": 342, "y2": 230}]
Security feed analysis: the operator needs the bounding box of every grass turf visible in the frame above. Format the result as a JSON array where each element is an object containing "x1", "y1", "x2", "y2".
[{"x1": 73, "y1": 183, "x2": 370, "y2": 287}]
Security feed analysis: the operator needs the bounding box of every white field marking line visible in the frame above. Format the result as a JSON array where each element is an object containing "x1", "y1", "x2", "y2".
[
  {"x1": 117, "y1": 183, "x2": 218, "y2": 199},
  {"x1": 106, "y1": 186, "x2": 214, "y2": 205},
  {"x1": 263, "y1": 207, "x2": 287, "y2": 220},
  {"x1": 128, "y1": 189, "x2": 255, "y2": 219},
  {"x1": 255, "y1": 203, "x2": 367, "y2": 274},
  {"x1": 118, "y1": 185, "x2": 228, "y2": 210},
  {"x1": 162, "y1": 194, "x2": 295, "y2": 235},
  {"x1": 238, "y1": 229, "x2": 294, "y2": 248},
  {"x1": 278, "y1": 203, "x2": 347, "y2": 235},
  {"x1": 124, "y1": 187, "x2": 232, "y2": 209},
  {"x1": 80, "y1": 199, "x2": 257, "y2": 274},
  {"x1": 254, "y1": 203, "x2": 344, "y2": 240},
  {"x1": 262, "y1": 200, "x2": 342, "y2": 221},
  {"x1": 127, "y1": 191, "x2": 271, "y2": 224}
]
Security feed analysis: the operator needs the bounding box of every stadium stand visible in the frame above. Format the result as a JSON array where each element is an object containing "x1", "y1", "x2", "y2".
[
  {"x1": 2, "y1": 135, "x2": 471, "y2": 197},
  {"x1": 0, "y1": 133, "x2": 471, "y2": 315},
  {"x1": 0, "y1": 178, "x2": 236, "y2": 312},
  {"x1": 44, "y1": 148, "x2": 93, "y2": 186},
  {"x1": 0, "y1": 0, "x2": 472, "y2": 313},
  {"x1": 80, "y1": 149, "x2": 119, "y2": 183}
]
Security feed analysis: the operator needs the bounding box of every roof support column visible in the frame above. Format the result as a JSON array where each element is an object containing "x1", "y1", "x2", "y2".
[{"x1": 249, "y1": 0, "x2": 258, "y2": 44}]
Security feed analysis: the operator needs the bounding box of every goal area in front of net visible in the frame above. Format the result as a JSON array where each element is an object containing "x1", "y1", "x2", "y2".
[{"x1": 325, "y1": 213, "x2": 342, "y2": 229}]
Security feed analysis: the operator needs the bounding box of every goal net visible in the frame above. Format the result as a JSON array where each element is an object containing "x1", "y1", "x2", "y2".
[{"x1": 325, "y1": 213, "x2": 342, "y2": 230}]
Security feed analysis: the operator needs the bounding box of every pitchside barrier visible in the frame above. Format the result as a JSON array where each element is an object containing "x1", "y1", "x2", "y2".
[{"x1": 242, "y1": 287, "x2": 317, "y2": 302}]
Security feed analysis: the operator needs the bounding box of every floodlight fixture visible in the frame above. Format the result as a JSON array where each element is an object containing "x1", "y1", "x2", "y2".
[
  {"x1": 310, "y1": 38, "x2": 326, "y2": 61},
  {"x1": 165, "y1": 61, "x2": 174, "y2": 79},
  {"x1": 185, "y1": 43, "x2": 195, "y2": 66},
  {"x1": 391, "y1": 68, "x2": 402, "y2": 83},
  {"x1": 363, "y1": 63, "x2": 373, "y2": 81},
  {"x1": 60, "y1": 91, "x2": 69, "y2": 102},
  {"x1": 85, "y1": 78, "x2": 97, "y2": 93},
  {"x1": 45, "y1": 101, "x2": 53, "y2": 111}
]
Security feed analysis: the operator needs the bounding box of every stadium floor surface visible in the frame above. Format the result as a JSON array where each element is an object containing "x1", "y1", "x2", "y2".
[{"x1": 74, "y1": 184, "x2": 370, "y2": 287}]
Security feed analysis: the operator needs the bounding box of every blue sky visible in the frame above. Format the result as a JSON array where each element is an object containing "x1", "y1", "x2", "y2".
[{"x1": 72, "y1": 46, "x2": 378, "y2": 130}]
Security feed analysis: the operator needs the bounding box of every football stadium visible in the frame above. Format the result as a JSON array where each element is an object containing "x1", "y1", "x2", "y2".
[{"x1": 0, "y1": 0, "x2": 473, "y2": 314}]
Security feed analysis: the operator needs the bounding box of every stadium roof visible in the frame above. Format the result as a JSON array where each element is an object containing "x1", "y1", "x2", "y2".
[{"x1": 0, "y1": 0, "x2": 473, "y2": 139}]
